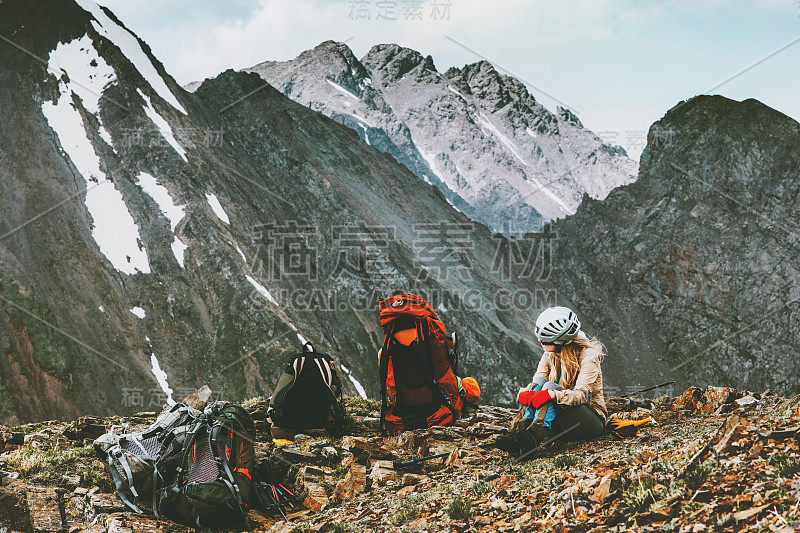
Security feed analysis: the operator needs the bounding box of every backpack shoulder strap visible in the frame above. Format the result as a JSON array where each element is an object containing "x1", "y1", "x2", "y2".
[
  {"x1": 311, "y1": 357, "x2": 333, "y2": 388},
  {"x1": 292, "y1": 355, "x2": 306, "y2": 377},
  {"x1": 379, "y1": 319, "x2": 397, "y2": 436}
]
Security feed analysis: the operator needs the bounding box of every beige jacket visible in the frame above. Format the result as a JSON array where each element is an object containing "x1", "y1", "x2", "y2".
[{"x1": 530, "y1": 347, "x2": 608, "y2": 422}]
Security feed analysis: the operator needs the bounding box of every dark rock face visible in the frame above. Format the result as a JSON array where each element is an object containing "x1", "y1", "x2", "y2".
[{"x1": 549, "y1": 95, "x2": 800, "y2": 396}]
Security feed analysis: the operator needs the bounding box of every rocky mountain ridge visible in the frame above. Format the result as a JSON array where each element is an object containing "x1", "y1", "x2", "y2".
[{"x1": 0, "y1": 387, "x2": 798, "y2": 532}]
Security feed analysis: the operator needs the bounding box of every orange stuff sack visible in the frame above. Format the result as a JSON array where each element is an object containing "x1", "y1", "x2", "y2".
[{"x1": 461, "y1": 377, "x2": 481, "y2": 404}]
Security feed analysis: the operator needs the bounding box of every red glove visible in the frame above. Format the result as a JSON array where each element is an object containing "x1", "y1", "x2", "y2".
[{"x1": 517, "y1": 388, "x2": 554, "y2": 408}]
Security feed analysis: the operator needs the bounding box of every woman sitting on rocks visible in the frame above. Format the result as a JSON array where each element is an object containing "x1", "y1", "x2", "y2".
[{"x1": 494, "y1": 306, "x2": 608, "y2": 457}]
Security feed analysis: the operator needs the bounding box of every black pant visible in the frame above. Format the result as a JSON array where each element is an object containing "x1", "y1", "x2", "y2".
[
  {"x1": 551, "y1": 404, "x2": 605, "y2": 441},
  {"x1": 532, "y1": 377, "x2": 605, "y2": 441}
]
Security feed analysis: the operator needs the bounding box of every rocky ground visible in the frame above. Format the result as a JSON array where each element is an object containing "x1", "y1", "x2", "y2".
[{"x1": 1, "y1": 387, "x2": 799, "y2": 533}]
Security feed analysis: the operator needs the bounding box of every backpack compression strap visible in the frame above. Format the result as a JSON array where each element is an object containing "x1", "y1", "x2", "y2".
[
  {"x1": 208, "y1": 423, "x2": 244, "y2": 508},
  {"x1": 125, "y1": 436, "x2": 163, "y2": 515},
  {"x1": 106, "y1": 446, "x2": 145, "y2": 514},
  {"x1": 207, "y1": 419, "x2": 247, "y2": 525}
]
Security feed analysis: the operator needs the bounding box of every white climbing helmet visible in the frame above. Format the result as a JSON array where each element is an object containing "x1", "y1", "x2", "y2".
[{"x1": 534, "y1": 306, "x2": 581, "y2": 344}]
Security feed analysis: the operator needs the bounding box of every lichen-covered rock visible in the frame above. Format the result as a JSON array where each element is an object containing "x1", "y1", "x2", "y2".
[{"x1": 673, "y1": 387, "x2": 705, "y2": 411}]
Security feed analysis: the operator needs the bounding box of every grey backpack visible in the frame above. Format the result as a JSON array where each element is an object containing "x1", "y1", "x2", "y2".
[
  {"x1": 157, "y1": 401, "x2": 256, "y2": 529},
  {"x1": 93, "y1": 403, "x2": 200, "y2": 513}
]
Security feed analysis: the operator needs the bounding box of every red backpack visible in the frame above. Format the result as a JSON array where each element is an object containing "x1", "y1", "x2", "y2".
[{"x1": 378, "y1": 294, "x2": 463, "y2": 435}]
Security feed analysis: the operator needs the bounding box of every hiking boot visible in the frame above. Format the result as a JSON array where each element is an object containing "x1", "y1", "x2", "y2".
[
  {"x1": 490, "y1": 432, "x2": 522, "y2": 456},
  {"x1": 514, "y1": 423, "x2": 551, "y2": 459}
]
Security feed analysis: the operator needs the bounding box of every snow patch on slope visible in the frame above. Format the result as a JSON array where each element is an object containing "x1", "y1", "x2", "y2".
[
  {"x1": 42, "y1": 38, "x2": 151, "y2": 275},
  {"x1": 171, "y1": 239, "x2": 188, "y2": 268},
  {"x1": 350, "y1": 112, "x2": 374, "y2": 128},
  {"x1": 150, "y1": 353, "x2": 175, "y2": 405},
  {"x1": 75, "y1": 0, "x2": 187, "y2": 114},
  {"x1": 245, "y1": 275, "x2": 278, "y2": 306},
  {"x1": 231, "y1": 242, "x2": 247, "y2": 263},
  {"x1": 45, "y1": 35, "x2": 116, "y2": 150},
  {"x1": 445, "y1": 196, "x2": 462, "y2": 213},
  {"x1": 136, "y1": 172, "x2": 188, "y2": 267},
  {"x1": 417, "y1": 145, "x2": 447, "y2": 185},
  {"x1": 136, "y1": 172, "x2": 184, "y2": 230},
  {"x1": 478, "y1": 113, "x2": 527, "y2": 167},
  {"x1": 340, "y1": 363, "x2": 368, "y2": 399},
  {"x1": 137, "y1": 89, "x2": 187, "y2": 162},
  {"x1": 448, "y1": 85, "x2": 467, "y2": 100},
  {"x1": 326, "y1": 79, "x2": 358, "y2": 99},
  {"x1": 205, "y1": 193, "x2": 230, "y2": 224},
  {"x1": 287, "y1": 322, "x2": 308, "y2": 344},
  {"x1": 527, "y1": 176, "x2": 574, "y2": 215},
  {"x1": 228, "y1": 241, "x2": 247, "y2": 264}
]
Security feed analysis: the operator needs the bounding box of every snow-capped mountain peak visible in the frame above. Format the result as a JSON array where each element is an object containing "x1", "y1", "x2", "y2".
[{"x1": 239, "y1": 42, "x2": 637, "y2": 235}]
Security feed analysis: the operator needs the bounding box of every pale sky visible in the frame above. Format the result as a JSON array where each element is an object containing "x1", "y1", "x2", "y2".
[{"x1": 99, "y1": 0, "x2": 800, "y2": 161}]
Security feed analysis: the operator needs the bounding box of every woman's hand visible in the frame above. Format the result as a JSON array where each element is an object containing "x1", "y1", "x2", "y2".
[{"x1": 517, "y1": 388, "x2": 555, "y2": 408}]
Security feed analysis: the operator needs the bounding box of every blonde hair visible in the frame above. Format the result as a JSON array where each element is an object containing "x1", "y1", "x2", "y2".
[{"x1": 547, "y1": 334, "x2": 605, "y2": 388}]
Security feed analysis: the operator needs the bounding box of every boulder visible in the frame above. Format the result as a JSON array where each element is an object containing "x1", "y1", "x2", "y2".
[
  {"x1": 703, "y1": 387, "x2": 740, "y2": 413},
  {"x1": 333, "y1": 464, "x2": 367, "y2": 501},
  {"x1": 340, "y1": 436, "x2": 393, "y2": 458},
  {"x1": 26, "y1": 487, "x2": 63, "y2": 533},
  {"x1": 673, "y1": 387, "x2": 704, "y2": 411},
  {"x1": 0, "y1": 481, "x2": 33, "y2": 532},
  {"x1": 302, "y1": 482, "x2": 329, "y2": 512},
  {"x1": 400, "y1": 473, "x2": 427, "y2": 486},
  {"x1": 181, "y1": 386, "x2": 212, "y2": 411},
  {"x1": 62, "y1": 416, "x2": 108, "y2": 442},
  {"x1": 369, "y1": 460, "x2": 402, "y2": 484}
]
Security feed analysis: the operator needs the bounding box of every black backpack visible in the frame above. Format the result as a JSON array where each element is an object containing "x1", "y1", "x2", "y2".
[
  {"x1": 158, "y1": 401, "x2": 256, "y2": 529},
  {"x1": 94, "y1": 403, "x2": 201, "y2": 514},
  {"x1": 266, "y1": 343, "x2": 346, "y2": 437}
]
